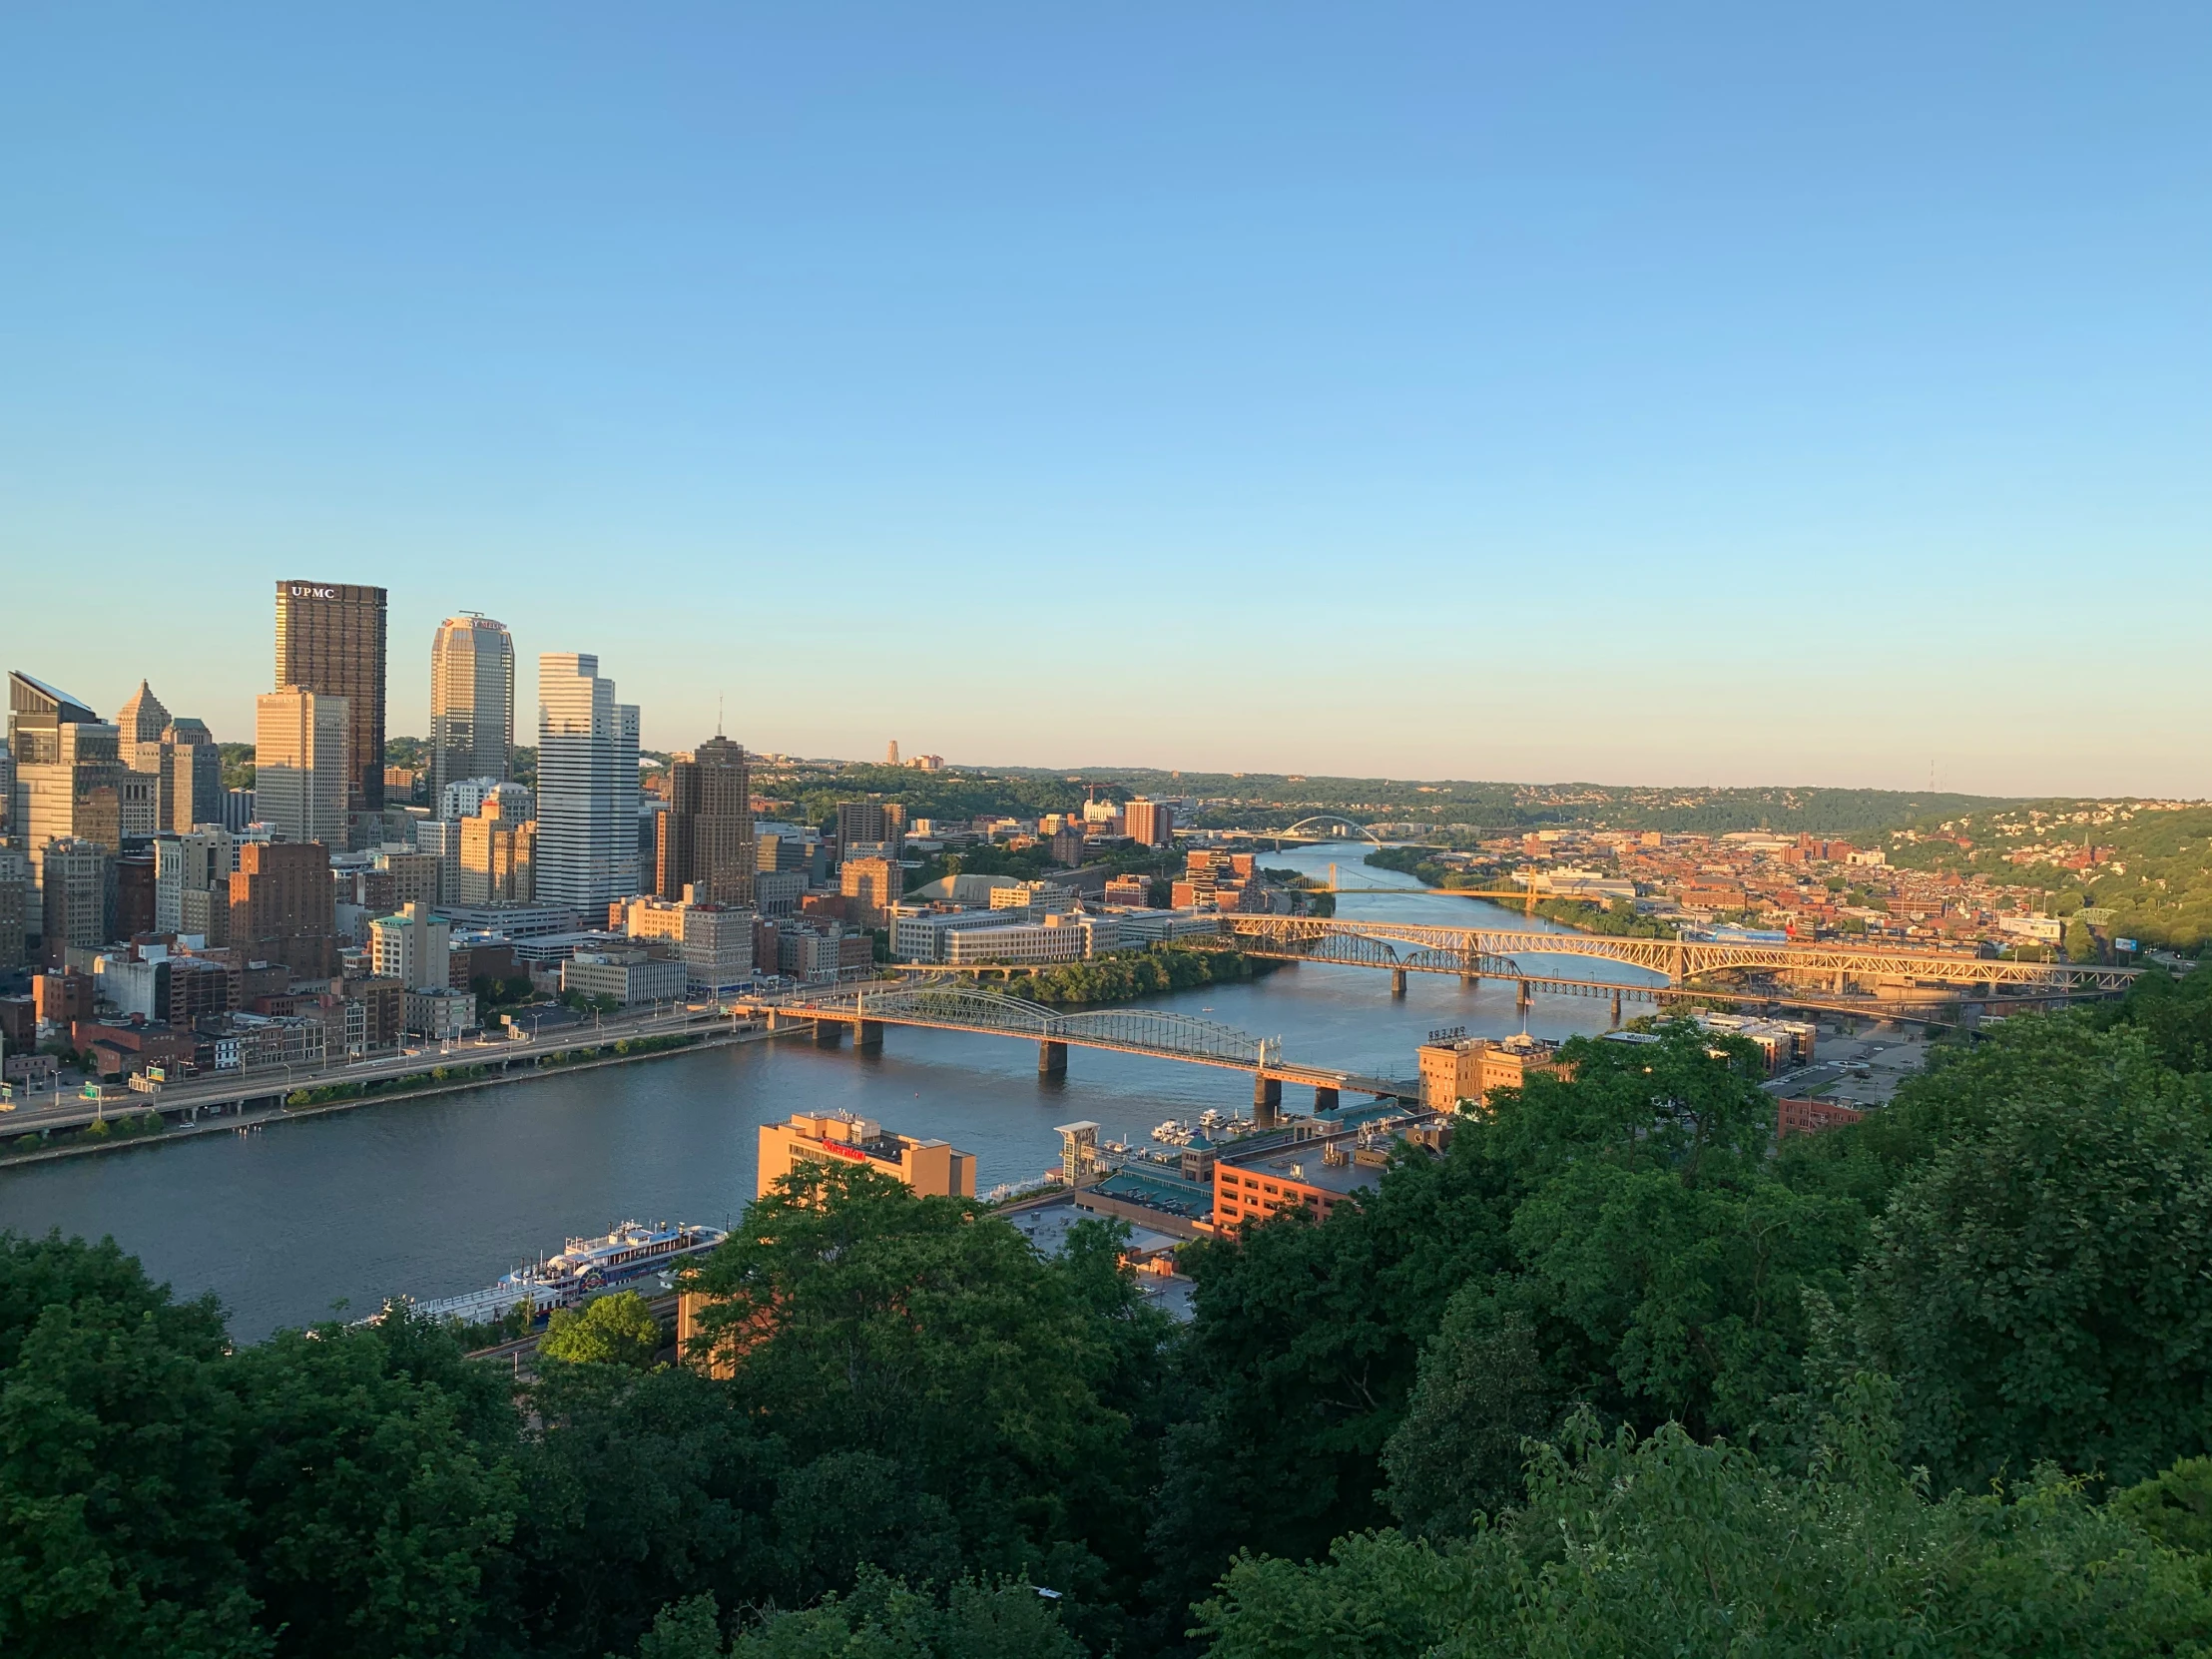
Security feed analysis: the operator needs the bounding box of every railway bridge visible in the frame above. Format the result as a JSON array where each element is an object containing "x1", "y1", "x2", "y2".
[
  {"x1": 726, "y1": 980, "x2": 1416, "y2": 1125},
  {"x1": 1218, "y1": 915, "x2": 2139, "y2": 1006}
]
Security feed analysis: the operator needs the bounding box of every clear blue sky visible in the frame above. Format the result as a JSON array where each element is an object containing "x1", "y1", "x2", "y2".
[{"x1": 3, "y1": 4, "x2": 2206, "y2": 797}]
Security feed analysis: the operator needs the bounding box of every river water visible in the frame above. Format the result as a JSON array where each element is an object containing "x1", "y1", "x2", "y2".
[{"x1": 0, "y1": 843, "x2": 1649, "y2": 1340}]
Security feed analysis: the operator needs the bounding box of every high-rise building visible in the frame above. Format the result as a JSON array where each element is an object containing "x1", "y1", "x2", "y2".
[
  {"x1": 835, "y1": 799, "x2": 895, "y2": 855},
  {"x1": 8, "y1": 673, "x2": 125, "y2": 874},
  {"x1": 155, "y1": 829, "x2": 235, "y2": 939},
  {"x1": 535, "y1": 653, "x2": 639, "y2": 912},
  {"x1": 162, "y1": 718, "x2": 224, "y2": 833},
  {"x1": 274, "y1": 580, "x2": 387, "y2": 814},
  {"x1": 41, "y1": 836, "x2": 116, "y2": 965},
  {"x1": 840, "y1": 855, "x2": 902, "y2": 927},
  {"x1": 459, "y1": 796, "x2": 535, "y2": 904},
  {"x1": 0, "y1": 844, "x2": 29, "y2": 970},
  {"x1": 229, "y1": 839, "x2": 337, "y2": 983},
  {"x1": 1124, "y1": 797, "x2": 1173, "y2": 847},
  {"x1": 885, "y1": 739, "x2": 899, "y2": 766},
  {"x1": 657, "y1": 736, "x2": 754, "y2": 904},
  {"x1": 255, "y1": 688, "x2": 349, "y2": 845},
  {"x1": 412, "y1": 818, "x2": 461, "y2": 907},
  {"x1": 428, "y1": 614, "x2": 515, "y2": 802},
  {"x1": 116, "y1": 680, "x2": 172, "y2": 834}
]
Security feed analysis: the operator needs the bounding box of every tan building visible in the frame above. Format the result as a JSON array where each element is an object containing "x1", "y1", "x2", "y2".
[
  {"x1": 255, "y1": 687, "x2": 349, "y2": 846},
  {"x1": 459, "y1": 796, "x2": 535, "y2": 903},
  {"x1": 840, "y1": 855, "x2": 903, "y2": 926},
  {"x1": 376, "y1": 849, "x2": 443, "y2": 910},
  {"x1": 1123, "y1": 797, "x2": 1172, "y2": 847},
  {"x1": 8, "y1": 673, "x2": 125, "y2": 874},
  {"x1": 1416, "y1": 1031, "x2": 1569, "y2": 1111},
  {"x1": 621, "y1": 893, "x2": 754, "y2": 992},
  {"x1": 758, "y1": 1111, "x2": 975, "y2": 1200}
]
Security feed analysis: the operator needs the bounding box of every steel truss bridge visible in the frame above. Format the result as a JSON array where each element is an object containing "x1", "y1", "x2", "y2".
[
  {"x1": 1220, "y1": 916, "x2": 2139, "y2": 998},
  {"x1": 728, "y1": 980, "x2": 1415, "y2": 1111}
]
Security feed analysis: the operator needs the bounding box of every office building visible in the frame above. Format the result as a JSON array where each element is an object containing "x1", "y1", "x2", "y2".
[
  {"x1": 536, "y1": 654, "x2": 640, "y2": 912},
  {"x1": 942, "y1": 911, "x2": 1117, "y2": 966},
  {"x1": 839, "y1": 855, "x2": 902, "y2": 927},
  {"x1": 758, "y1": 1111, "x2": 974, "y2": 1201},
  {"x1": 412, "y1": 818, "x2": 461, "y2": 906},
  {"x1": 428, "y1": 613, "x2": 515, "y2": 801},
  {"x1": 374, "y1": 848, "x2": 442, "y2": 910},
  {"x1": 162, "y1": 718, "x2": 224, "y2": 832},
  {"x1": 222, "y1": 789, "x2": 258, "y2": 833},
  {"x1": 1123, "y1": 797, "x2": 1173, "y2": 847},
  {"x1": 369, "y1": 901, "x2": 451, "y2": 992},
  {"x1": 459, "y1": 796, "x2": 535, "y2": 903},
  {"x1": 41, "y1": 837, "x2": 116, "y2": 965},
  {"x1": 274, "y1": 579, "x2": 387, "y2": 814},
  {"x1": 562, "y1": 947, "x2": 684, "y2": 1006},
  {"x1": 0, "y1": 845, "x2": 27, "y2": 970},
  {"x1": 116, "y1": 850, "x2": 157, "y2": 937},
  {"x1": 254, "y1": 688, "x2": 348, "y2": 846},
  {"x1": 440, "y1": 776, "x2": 531, "y2": 822},
  {"x1": 1415, "y1": 1032, "x2": 1568, "y2": 1111},
  {"x1": 155, "y1": 830, "x2": 235, "y2": 940},
  {"x1": 834, "y1": 800, "x2": 894, "y2": 855},
  {"x1": 622, "y1": 894, "x2": 754, "y2": 992},
  {"x1": 891, "y1": 905, "x2": 1038, "y2": 963},
  {"x1": 114, "y1": 681, "x2": 170, "y2": 835},
  {"x1": 8, "y1": 673, "x2": 125, "y2": 874},
  {"x1": 657, "y1": 736, "x2": 754, "y2": 904},
  {"x1": 229, "y1": 840, "x2": 337, "y2": 983},
  {"x1": 753, "y1": 867, "x2": 806, "y2": 917}
]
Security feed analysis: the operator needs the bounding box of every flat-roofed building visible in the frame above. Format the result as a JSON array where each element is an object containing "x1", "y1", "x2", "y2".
[
  {"x1": 255, "y1": 687, "x2": 349, "y2": 846},
  {"x1": 275, "y1": 580, "x2": 386, "y2": 815},
  {"x1": 942, "y1": 911, "x2": 1118, "y2": 966},
  {"x1": 839, "y1": 855, "x2": 902, "y2": 927},
  {"x1": 1416, "y1": 1031, "x2": 1568, "y2": 1111},
  {"x1": 459, "y1": 797, "x2": 535, "y2": 903},
  {"x1": 229, "y1": 840, "x2": 336, "y2": 984},
  {"x1": 758, "y1": 1110, "x2": 975, "y2": 1200},
  {"x1": 40, "y1": 837, "x2": 116, "y2": 966}
]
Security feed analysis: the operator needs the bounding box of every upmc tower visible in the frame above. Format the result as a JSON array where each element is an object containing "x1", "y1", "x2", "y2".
[{"x1": 274, "y1": 580, "x2": 387, "y2": 815}]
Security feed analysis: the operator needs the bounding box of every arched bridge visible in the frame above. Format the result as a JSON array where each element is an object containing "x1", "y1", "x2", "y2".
[
  {"x1": 1273, "y1": 815, "x2": 1385, "y2": 844},
  {"x1": 726, "y1": 979, "x2": 1416, "y2": 1118},
  {"x1": 1220, "y1": 916, "x2": 2140, "y2": 996}
]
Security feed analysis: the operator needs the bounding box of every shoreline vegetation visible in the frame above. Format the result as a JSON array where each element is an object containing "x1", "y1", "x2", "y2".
[
  {"x1": 986, "y1": 945, "x2": 1278, "y2": 1005},
  {"x1": 1362, "y1": 845, "x2": 1676, "y2": 937}
]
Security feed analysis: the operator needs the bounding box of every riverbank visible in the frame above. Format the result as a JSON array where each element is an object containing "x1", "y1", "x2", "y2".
[
  {"x1": 989, "y1": 946, "x2": 1279, "y2": 1005},
  {"x1": 1361, "y1": 847, "x2": 1674, "y2": 938},
  {"x1": 0, "y1": 1021, "x2": 794, "y2": 1170}
]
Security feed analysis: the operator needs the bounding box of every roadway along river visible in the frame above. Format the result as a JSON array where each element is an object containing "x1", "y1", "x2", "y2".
[{"x1": 0, "y1": 841, "x2": 1643, "y2": 1341}]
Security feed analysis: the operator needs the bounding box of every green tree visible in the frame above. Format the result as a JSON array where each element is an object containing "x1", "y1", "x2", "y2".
[
  {"x1": 1197, "y1": 1382, "x2": 2212, "y2": 1659},
  {"x1": 1852, "y1": 1060, "x2": 2212, "y2": 1492},
  {"x1": 0, "y1": 1233, "x2": 263, "y2": 1658},
  {"x1": 2113, "y1": 1455, "x2": 2212, "y2": 1557},
  {"x1": 541, "y1": 1293, "x2": 665, "y2": 1370},
  {"x1": 621, "y1": 1571, "x2": 1086, "y2": 1659}
]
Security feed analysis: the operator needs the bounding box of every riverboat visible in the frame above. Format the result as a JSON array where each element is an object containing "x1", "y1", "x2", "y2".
[{"x1": 396, "y1": 1218, "x2": 727, "y2": 1328}]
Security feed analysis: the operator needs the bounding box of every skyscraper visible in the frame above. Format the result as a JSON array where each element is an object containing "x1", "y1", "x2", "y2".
[
  {"x1": 8, "y1": 672, "x2": 125, "y2": 875},
  {"x1": 656, "y1": 735, "x2": 754, "y2": 904},
  {"x1": 428, "y1": 613, "x2": 516, "y2": 801},
  {"x1": 274, "y1": 580, "x2": 386, "y2": 815},
  {"x1": 535, "y1": 653, "x2": 640, "y2": 912},
  {"x1": 255, "y1": 688, "x2": 349, "y2": 845},
  {"x1": 162, "y1": 717, "x2": 224, "y2": 832},
  {"x1": 41, "y1": 836, "x2": 116, "y2": 965}
]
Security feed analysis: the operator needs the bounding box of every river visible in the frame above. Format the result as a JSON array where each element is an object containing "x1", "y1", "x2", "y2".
[{"x1": 0, "y1": 842, "x2": 1649, "y2": 1340}]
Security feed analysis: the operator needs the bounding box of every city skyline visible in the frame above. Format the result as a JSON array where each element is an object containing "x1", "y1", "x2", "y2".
[{"x1": 3, "y1": 8, "x2": 2207, "y2": 797}]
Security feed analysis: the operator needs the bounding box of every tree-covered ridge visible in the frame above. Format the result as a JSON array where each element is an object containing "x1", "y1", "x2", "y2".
[
  {"x1": 1887, "y1": 801, "x2": 2212, "y2": 949},
  {"x1": 5, "y1": 967, "x2": 2211, "y2": 1656}
]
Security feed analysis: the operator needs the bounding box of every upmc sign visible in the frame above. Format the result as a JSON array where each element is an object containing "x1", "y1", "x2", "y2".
[{"x1": 288, "y1": 585, "x2": 339, "y2": 599}]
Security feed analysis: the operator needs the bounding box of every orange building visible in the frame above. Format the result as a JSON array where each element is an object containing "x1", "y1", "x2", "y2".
[
  {"x1": 1416, "y1": 1031, "x2": 1568, "y2": 1110},
  {"x1": 757, "y1": 1111, "x2": 976, "y2": 1200},
  {"x1": 1212, "y1": 1136, "x2": 1383, "y2": 1230}
]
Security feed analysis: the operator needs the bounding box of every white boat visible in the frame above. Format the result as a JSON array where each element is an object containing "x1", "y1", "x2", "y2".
[{"x1": 396, "y1": 1219, "x2": 727, "y2": 1328}]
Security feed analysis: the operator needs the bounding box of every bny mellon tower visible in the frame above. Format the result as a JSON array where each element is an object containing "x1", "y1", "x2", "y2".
[{"x1": 535, "y1": 653, "x2": 639, "y2": 911}]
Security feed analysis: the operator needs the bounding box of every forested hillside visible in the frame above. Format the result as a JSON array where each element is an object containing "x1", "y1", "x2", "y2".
[{"x1": 6, "y1": 969, "x2": 2211, "y2": 1657}]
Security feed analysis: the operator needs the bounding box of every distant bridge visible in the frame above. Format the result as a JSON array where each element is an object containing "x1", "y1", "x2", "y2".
[
  {"x1": 1272, "y1": 815, "x2": 1385, "y2": 845},
  {"x1": 1220, "y1": 916, "x2": 2139, "y2": 999},
  {"x1": 727, "y1": 979, "x2": 1416, "y2": 1120}
]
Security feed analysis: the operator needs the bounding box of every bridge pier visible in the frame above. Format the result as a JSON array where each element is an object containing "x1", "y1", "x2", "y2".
[
  {"x1": 814, "y1": 1020, "x2": 846, "y2": 1049},
  {"x1": 1610, "y1": 990, "x2": 1623, "y2": 1028},
  {"x1": 1314, "y1": 1085, "x2": 1340, "y2": 1112},
  {"x1": 1390, "y1": 967, "x2": 1407, "y2": 998},
  {"x1": 1254, "y1": 1073, "x2": 1283, "y2": 1128},
  {"x1": 1516, "y1": 979, "x2": 1532, "y2": 1012},
  {"x1": 855, "y1": 1019, "x2": 884, "y2": 1050},
  {"x1": 1038, "y1": 1040, "x2": 1067, "y2": 1077},
  {"x1": 1459, "y1": 971, "x2": 1479, "y2": 991}
]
